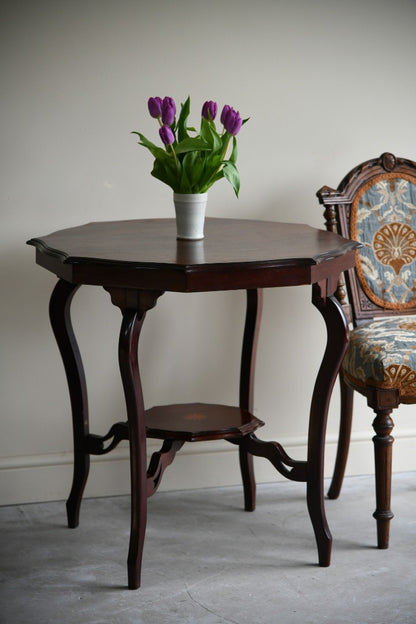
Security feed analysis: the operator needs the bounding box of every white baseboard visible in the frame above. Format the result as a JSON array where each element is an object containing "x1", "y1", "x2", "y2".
[{"x1": 1, "y1": 431, "x2": 416, "y2": 506}]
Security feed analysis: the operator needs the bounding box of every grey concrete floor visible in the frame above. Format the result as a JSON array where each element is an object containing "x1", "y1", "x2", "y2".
[{"x1": 1, "y1": 473, "x2": 415, "y2": 624}]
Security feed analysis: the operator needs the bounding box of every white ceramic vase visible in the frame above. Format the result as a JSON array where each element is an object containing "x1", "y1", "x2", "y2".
[{"x1": 173, "y1": 192, "x2": 208, "y2": 240}]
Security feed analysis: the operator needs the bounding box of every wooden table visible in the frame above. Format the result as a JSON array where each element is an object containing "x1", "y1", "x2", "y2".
[{"x1": 28, "y1": 217, "x2": 359, "y2": 589}]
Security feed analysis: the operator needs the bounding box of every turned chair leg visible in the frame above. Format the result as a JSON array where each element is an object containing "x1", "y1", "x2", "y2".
[
  {"x1": 372, "y1": 409, "x2": 395, "y2": 549},
  {"x1": 327, "y1": 371, "x2": 354, "y2": 499}
]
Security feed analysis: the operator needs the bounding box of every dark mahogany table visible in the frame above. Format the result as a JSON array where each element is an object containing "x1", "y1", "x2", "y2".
[{"x1": 28, "y1": 217, "x2": 359, "y2": 589}]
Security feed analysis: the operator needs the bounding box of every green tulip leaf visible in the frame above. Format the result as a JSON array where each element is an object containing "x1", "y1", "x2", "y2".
[
  {"x1": 223, "y1": 162, "x2": 240, "y2": 197},
  {"x1": 177, "y1": 96, "x2": 191, "y2": 143},
  {"x1": 229, "y1": 136, "x2": 238, "y2": 164},
  {"x1": 175, "y1": 137, "x2": 211, "y2": 155},
  {"x1": 135, "y1": 133, "x2": 170, "y2": 161}
]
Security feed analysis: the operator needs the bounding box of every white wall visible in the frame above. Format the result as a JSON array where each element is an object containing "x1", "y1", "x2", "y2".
[{"x1": 1, "y1": 0, "x2": 416, "y2": 505}]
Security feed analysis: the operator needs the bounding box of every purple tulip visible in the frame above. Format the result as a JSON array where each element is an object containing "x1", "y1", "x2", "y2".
[
  {"x1": 221, "y1": 105, "x2": 243, "y2": 135},
  {"x1": 220, "y1": 104, "x2": 231, "y2": 125},
  {"x1": 148, "y1": 96, "x2": 162, "y2": 118},
  {"x1": 161, "y1": 96, "x2": 176, "y2": 125},
  {"x1": 201, "y1": 100, "x2": 217, "y2": 121},
  {"x1": 159, "y1": 124, "x2": 175, "y2": 145}
]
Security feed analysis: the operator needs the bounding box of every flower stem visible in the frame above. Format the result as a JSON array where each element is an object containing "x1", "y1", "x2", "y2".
[
  {"x1": 157, "y1": 117, "x2": 179, "y2": 179},
  {"x1": 169, "y1": 144, "x2": 179, "y2": 175},
  {"x1": 221, "y1": 133, "x2": 232, "y2": 161}
]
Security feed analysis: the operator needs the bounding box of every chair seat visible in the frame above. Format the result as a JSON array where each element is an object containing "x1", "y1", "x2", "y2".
[{"x1": 343, "y1": 316, "x2": 416, "y2": 401}]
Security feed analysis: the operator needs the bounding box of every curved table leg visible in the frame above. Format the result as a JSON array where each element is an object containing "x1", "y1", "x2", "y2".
[
  {"x1": 107, "y1": 287, "x2": 164, "y2": 590},
  {"x1": 327, "y1": 369, "x2": 354, "y2": 500},
  {"x1": 118, "y1": 309, "x2": 148, "y2": 590},
  {"x1": 239, "y1": 289, "x2": 263, "y2": 511},
  {"x1": 49, "y1": 279, "x2": 89, "y2": 529},
  {"x1": 308, "y1": 284, "x2": 349, "y2": 566}
]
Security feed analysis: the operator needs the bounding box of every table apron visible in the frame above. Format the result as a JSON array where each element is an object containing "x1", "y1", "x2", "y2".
[{"x1": 37, "y1": 251, "x2": 356, "y2": 294}]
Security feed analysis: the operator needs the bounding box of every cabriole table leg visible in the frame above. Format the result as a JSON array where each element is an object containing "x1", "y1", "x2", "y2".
[
  {"x1": 238, "y1": 288, "x2": 263, "y2": 512},
  {"x1": 118, "y1": 309, "x2": 147, "y2": 589},
  {"x1": 49, "y1": 279, "x2": 90, "y2": 529},
  {"x1": 308, "y1": 285, "x2": 349, "y2": 566},
  {"x1": 106, "y1": 288, "x2": 164, "y2": 589}
]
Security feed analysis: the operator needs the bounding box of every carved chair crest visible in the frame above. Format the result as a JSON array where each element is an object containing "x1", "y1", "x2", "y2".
[{"x1": 317, "y1": 152, "x2": 416, "y2": 325}]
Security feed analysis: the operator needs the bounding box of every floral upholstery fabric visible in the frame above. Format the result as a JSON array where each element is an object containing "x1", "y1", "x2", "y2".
[
  {"x1": 351, "y1": 173, "x2": 416, "y2": 310},
  {"x1": 343, "y1": 317, "x2": 416, "y2": 401}
]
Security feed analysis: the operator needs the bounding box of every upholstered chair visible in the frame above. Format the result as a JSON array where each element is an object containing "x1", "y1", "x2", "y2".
[{"x1": 317, "y1": 152, "x2": 416, "y2": 548}]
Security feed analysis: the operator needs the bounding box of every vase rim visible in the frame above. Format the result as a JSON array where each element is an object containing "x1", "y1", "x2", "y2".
[{"x1": 173, "y1": 191, "x2": 208, "y2": 200}]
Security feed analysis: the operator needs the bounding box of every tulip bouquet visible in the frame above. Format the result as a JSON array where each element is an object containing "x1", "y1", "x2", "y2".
[{"x1": 132, "y1": 96, "x2": 247, "y2": 197}]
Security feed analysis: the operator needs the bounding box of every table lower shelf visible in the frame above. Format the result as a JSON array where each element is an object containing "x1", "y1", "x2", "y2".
[{"x1": 145, "y1": 402, "x2": 264, "y2": 442}]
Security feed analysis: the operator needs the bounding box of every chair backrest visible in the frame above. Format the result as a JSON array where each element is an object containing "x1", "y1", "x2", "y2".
[{"x1": 317, "y1": 152, "x2": 416, "y2": 326}]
